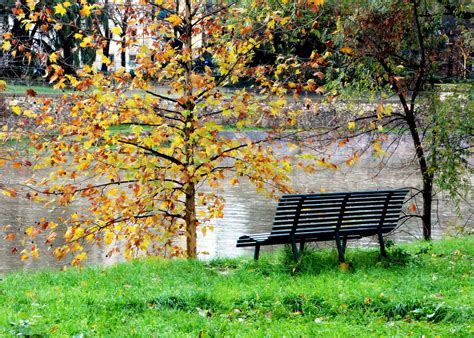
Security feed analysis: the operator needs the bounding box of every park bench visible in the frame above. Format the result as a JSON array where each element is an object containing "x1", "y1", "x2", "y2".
[{"x1": 236, "y1": 189, "x2": 410, "y2": 262}]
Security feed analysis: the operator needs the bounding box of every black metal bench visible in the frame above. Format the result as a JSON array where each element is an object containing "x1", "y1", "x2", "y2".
[{"x1": 236, "y1": 189, "x2": 409, "y2": 262}]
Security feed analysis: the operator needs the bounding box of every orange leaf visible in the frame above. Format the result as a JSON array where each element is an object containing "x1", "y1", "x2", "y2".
[
  {"x1": 31, "y1": 245, "x2": 39, "y2": 259},
  {"x1": 340, "y1": 47, "x2": 353, "y2": 54},
  {"x1": 46, "y1": 232, "x2": 57, "y2": 244},
  {"x1": 409, "y1": 203, "x2": 417, "y2": 212},
  {"x1": 339, "y1": 262, "x2": 351, "y2": 271},
  {"x1": 338, "y1": 138, "x2": 349, "y2": 147},
  {"x1": 5, "y1": 233, "x2": 15, "y2": 241},
  {"x1": 2, "y1": 189, "x2": 17, "y2": 198}
]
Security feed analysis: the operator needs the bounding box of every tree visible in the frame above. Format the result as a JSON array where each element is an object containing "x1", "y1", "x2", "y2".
[
  {"x1": 2, "y1": 0, "x2": 323, "y2": 262},
  {"x1": 1, "y1": 0, "x2": 104, "y2": 78},
  {"x1": 333, "y1": 0, "x2": 472, "y2": 239},
  {"x1": 239, "y1": 0, "x2": 332, "y2": 68}
]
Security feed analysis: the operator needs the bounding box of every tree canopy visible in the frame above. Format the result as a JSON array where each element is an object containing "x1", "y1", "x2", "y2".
[{"x1": 1, "y1": 0, "x2": 326, "y2": 263}]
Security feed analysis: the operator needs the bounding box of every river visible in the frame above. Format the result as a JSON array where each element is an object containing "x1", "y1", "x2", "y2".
[{"x1": 0, "y1": 138, "x2": 472, "y2": 274}]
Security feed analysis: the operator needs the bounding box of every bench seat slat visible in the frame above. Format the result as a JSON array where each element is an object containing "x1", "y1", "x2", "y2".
[
  {"x1": 275, "y1": 200, "x2": 405, "y2": 213},
  {"x1": 273, "y1": 216, "x2": 400, "y2": 227}
]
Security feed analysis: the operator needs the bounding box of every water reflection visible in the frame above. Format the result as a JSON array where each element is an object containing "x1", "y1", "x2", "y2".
[{"x1": 198, "y1": 140, "x2": 472, "y2": 258}]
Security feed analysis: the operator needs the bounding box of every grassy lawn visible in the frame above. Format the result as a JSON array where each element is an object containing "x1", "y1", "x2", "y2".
[
  {"x1": 0, "y1": 237, "x2": 472, "y2": 336},
  {"x1": 2, "y1": 84, "x2": 66, "y2": 95}
]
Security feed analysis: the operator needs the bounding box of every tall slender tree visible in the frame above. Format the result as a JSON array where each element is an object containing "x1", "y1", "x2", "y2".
[
  {"x1": 334, "y1": 0, "x2": 472, "y2": 239},
  {"x1": 2, "y1": 0, "x2": 323, "y2": 262}
]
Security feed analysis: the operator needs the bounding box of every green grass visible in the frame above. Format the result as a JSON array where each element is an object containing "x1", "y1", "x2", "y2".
[
  {"x1": 2, "y1": 84, "x2": 66, "y2": 95},
  {"x1": 0, "y1": 237, "x2": 472, "y2": 336}
]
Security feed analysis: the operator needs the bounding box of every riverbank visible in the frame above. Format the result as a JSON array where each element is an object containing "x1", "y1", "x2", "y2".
[{"x1": 0, "y1": 237, "x2": 472, "y2": 336}]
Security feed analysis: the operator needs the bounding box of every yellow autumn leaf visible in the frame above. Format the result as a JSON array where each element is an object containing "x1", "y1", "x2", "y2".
[
  {"x1": 340, "y1": 47, "x2": 353, "y2": 54},
  {"x1": 111, "y1": 26, "x2": 122, "y2": 35},
  {"x1": 86, "y1": 233, "x2": 94, "y2": 243},
  {"x1": 166, "y1": 14, "x2": 183, "y2": 26},
  {"x1": 316, "y1": 159, "x2": 326, "y2": 167},
  {"x1": 20, "y1": 251, "x2": 29, "y2": 261},
  {"x1": 347, "y1": 121, "x2": 356, "y2": 129},
  {"x1": 84, "y1": 139, "x2": 94, "y2": 149},
  {"x1": 0, "y1": 80, "x2": 6, "y2": 91},
  {"x1": 2, "y1": 189, "x2": 16, "y2": 198},
  {"x1": 73, "y1": 227, "x2": 85, "y2": 240},
  {"x1": 49, "y1": 52, "x2": 59, "y2": 63},
  {"x1": 24, "y1": 109, "x2": 37, "y2": 118},
  {"x1": 2, "y1": 40, "x2": 11, "y2": 51},
  {"x1": 377, "y1": 102, "x2": 384, "y2": 117},
  {"x1": 63, "y1": 1, "x2": 72, "y2": 7},
  {"x1": 25, "y1": 226, "x2": 36, "y2": 237},
  {"x1": 104, "y1": 231, "x2": 114, "y2": 245},
  {"x1": 373, "y1": 142, "x2": 382, "y2": 152},
  {"x1": 31, "y1": 245, "x2": 39, "y2": 259},
  {"x1": 80, "y1": 36, "x2": 93, "y2": 48},
  {"x1": 11, "y1": 106, "x2": 22, "y2": 115},
  {"x1": 71, "y1": 252, "x2": 87, "y2": 266},
  {"x1": 54, "y1": 3, "x2": 67, "y2": 16},
  {"x1": 107, "y1": 187, "x2": 119, "y2": 197},
  {"x1": 26, "y1": 0, "x2": 36, "y2": 10},
  {"x1": 267, "y1": 19, "x2": 275, "y2": 30}
]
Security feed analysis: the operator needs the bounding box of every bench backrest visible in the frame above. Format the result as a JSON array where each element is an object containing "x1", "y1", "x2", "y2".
[{"x1": 269, "y1": 189, "x2": 409, "y2": 237}]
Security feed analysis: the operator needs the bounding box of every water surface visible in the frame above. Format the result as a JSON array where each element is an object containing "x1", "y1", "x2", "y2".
[{"x1": 0, "y1": 139, "x2": 471, "y2": 274}]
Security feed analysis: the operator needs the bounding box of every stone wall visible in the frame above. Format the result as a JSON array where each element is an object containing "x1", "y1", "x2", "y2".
[{"x1": 0, "y1": 93, "x2": 403, "y2": 130}]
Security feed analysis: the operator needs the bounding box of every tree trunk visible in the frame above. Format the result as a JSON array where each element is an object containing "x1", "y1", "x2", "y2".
[
  {"x1": 62, "y1": 35, "x2": 75, "y2": 75},
  {"x1": 120, "y1": 0, "x2": 131, "y2": 69},
  {"x1": 422, "y1": 178, "x2": 433, "y2": 240},
  {"x1": 120, "y1": 33, "x2": 126, "y2": 68},
  {"x1": 404, "y1": 105, "x2": 433, "y2": 240},
  {"x1": 10, "y1": 0, "x2": 29, "y2": 77},
  {"x1": 101, "y1": 0, "x2": 111, "y2": 73},
  {"x1": 185, "y1": 183, "x2": 197, "y2": 258},
  {"x1": 183, "y1": 0, "x2": 197, "y2": 258},
  {"x1": 101, "y1": 36, "x2": 111, "y2": 73}
]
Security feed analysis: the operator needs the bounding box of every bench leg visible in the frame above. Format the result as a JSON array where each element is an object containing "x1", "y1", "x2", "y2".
[
  {"x1": 291, "y1": 237, "x2": 299, "y2": 261},
  {"x1": 299, "y1": 240, "x2": 305, "y2": 253},
  {"x1": 342, "y1": 236, "x2": 348, "y2": 254},
  {"x1": 378, "y1": 232, "x2": 387, "y2": 257},
  {"x1": 254, "y1": 244, "x2": 261, "y2": 260},
  {"x1": 335, "y1": 234, "x2": 345, "y2": 263}
]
